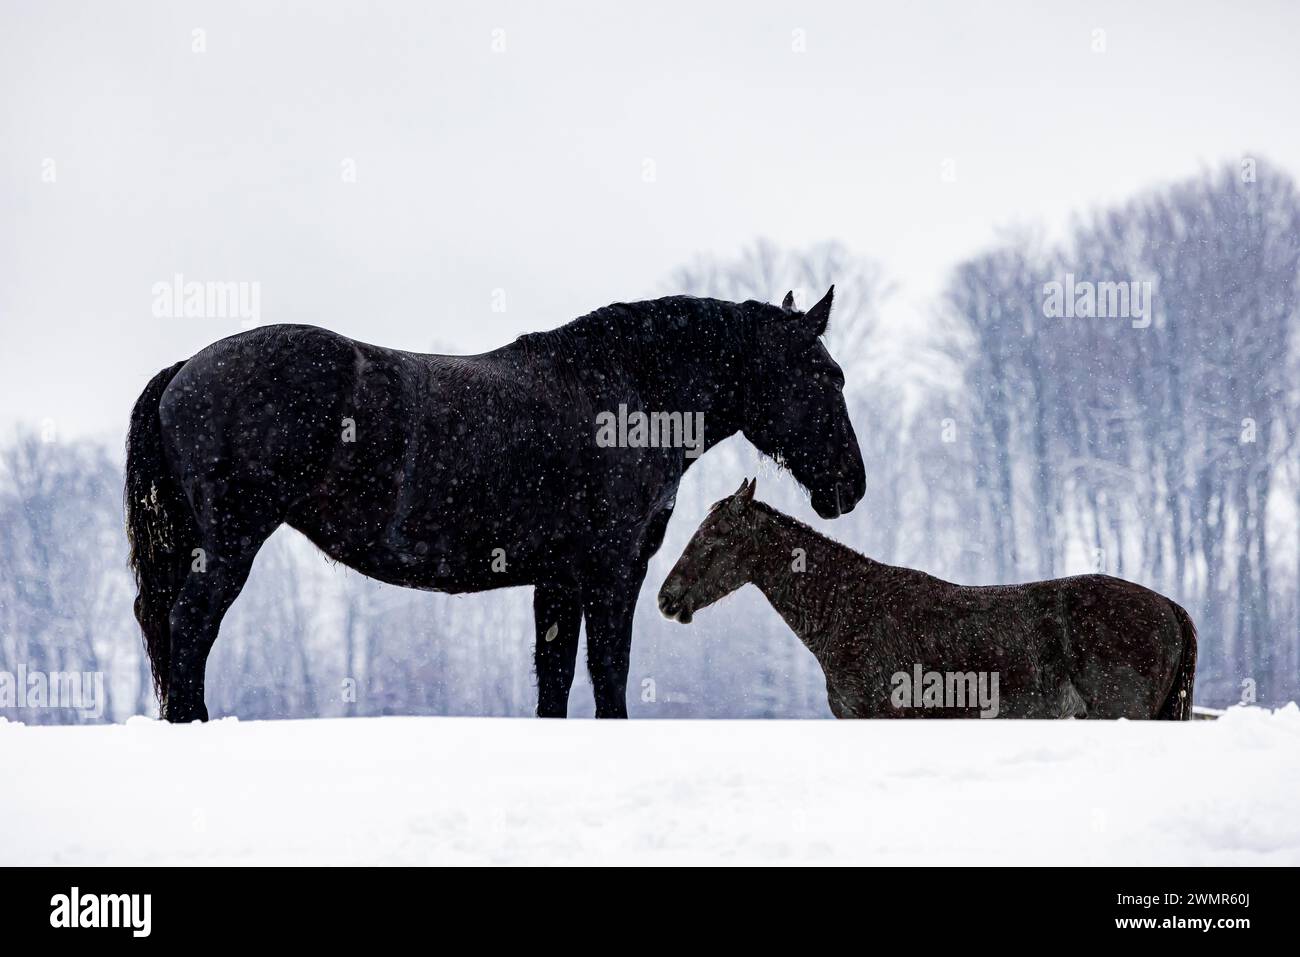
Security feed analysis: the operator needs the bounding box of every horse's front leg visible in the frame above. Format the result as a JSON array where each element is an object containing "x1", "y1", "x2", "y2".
[
  {"x1": 583, "y1": 567, "x2": 646, "y2": 719},
  {"x1": 534, "y1": 583, "x2": 583, "y2": 718}
]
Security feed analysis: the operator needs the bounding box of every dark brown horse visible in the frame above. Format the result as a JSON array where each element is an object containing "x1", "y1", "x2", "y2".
[
  {"x1": 126, "y1": 290, "x2": 865, "y2": 721},
  {"x1": 658, "y1": 480, "x2": 1196, "y2": 719}
]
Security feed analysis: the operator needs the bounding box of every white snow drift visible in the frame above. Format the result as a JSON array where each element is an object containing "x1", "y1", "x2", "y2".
[{"x1": 2, "y1": 706, "x2": 1298, "y2": 866}]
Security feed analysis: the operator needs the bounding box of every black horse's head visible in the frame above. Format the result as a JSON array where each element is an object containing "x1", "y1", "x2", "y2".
[{"x1": 741, "y1": 286, "x2": 865, "y2": 519}]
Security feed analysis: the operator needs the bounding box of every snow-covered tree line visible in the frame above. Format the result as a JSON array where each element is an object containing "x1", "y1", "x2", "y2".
[
  {"x1": 1, "y1": 159, "x2": 1295, "y2": 722},
  {"x1": 934, "y1": 159, "x2": 1300, "y2": 707}
]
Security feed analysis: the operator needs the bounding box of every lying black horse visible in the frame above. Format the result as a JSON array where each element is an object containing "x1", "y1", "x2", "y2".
[
  {"x1": 658, "y1": 480, "x2": 1196, "y2": 719},
  {"x1": 126, "y1": 289, "x2": 865, "y2": 721}
]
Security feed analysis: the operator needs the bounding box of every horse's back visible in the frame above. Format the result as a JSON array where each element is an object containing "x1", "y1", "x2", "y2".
[
  {"x1": 163, "y1": 323, "x2": 361, "y2": 414},
  {"x1": 876, "y1": 571, "x2": 1189, "y2": 719}
]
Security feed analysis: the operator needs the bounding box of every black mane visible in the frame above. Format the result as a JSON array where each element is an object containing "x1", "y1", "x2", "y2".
[{"x1": 518, "y1": 295, "x2": 783, "y2": 363}]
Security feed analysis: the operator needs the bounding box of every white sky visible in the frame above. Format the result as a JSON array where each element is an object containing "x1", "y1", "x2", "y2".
[{"x1": 2, "y1": 0, "x2": 1298, "y2": 441}]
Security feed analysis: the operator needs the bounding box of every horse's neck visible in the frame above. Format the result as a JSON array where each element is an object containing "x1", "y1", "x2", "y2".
[
  {"x1": 749, "y1": 514, "x2": 885, "y2": 660},
  {"x1": 510, "y1": 315, "x2": 747, "y2": 454},
  {"x1": 618, "y1": 349, "x2": 746, "y2": 460},
  {"x1": 639, "y1": 345, "x2": 745, "y2": 440}
]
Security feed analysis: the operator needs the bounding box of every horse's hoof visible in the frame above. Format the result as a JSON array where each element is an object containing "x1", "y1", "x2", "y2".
[{"x1": 165, "y1": 704, "x2": 209, "y2": 724}]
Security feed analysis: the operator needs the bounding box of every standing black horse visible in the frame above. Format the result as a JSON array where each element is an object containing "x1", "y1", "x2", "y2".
[{"x1": 126, "y1": 288, "x2": 865, "y2": 721}]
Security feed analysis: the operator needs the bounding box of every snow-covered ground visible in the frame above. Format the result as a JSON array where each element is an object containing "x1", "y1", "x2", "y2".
[{"x1": 3, "y1": 706, "x2": 1298, "y2": 866}]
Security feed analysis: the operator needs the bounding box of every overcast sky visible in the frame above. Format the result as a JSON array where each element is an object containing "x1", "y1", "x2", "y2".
[{"x1": 3, "y1": 0, "x2": 1298, "y2": 442}]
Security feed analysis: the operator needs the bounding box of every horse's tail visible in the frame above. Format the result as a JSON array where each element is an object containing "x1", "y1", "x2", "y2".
[
  {"x1": 1157, "y1": 600, "x2": 1198, "y2": 720},
  {"x1": 124, "y1": 360, "x2": 194, "y2": 713}
]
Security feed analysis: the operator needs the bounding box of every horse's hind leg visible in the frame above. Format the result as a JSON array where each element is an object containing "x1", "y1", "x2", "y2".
[
  {"x1": 166, "y1": 493, "x2": 282, "y2": 722},
  {"x1": 534, "y1": 583, "x2": 582, "y2": 718}
]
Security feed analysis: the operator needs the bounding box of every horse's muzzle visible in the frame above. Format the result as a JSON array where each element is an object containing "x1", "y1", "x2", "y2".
[
  {"x1": 657, "y1": 586, "x2": 693, "y2": 624},
  {"x1": 812, "y1": 489, "x2": 844, "y2": 519},
  {"x1": 813, "y1": 476, "x2": 863, "y2": 519}
]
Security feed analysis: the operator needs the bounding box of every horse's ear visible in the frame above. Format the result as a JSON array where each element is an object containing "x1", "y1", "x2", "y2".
[
  {"x1": 804, "y1": 285, "x2": 834, "y2": 336},
  {"x1": 729, "y1": 477, "x2": 755, "y2": 513},
  {"x1": 781, "y1": 290, "x2": 796, "y2": 312}
]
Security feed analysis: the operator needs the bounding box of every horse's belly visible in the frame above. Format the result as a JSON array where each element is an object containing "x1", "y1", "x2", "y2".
[{"x1": 286, "y1": 493, "x2": 575, "y2": 593}]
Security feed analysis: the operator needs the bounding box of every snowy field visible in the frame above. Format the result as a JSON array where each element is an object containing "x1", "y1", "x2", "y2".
[{"x1": 3, "y1": 706, "x2": 1299, "y2": 866}]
